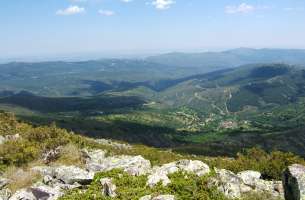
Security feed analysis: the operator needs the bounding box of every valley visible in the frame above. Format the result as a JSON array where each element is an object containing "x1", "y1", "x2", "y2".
[{"x1": 1, "y1": 49, "x2": 305, "y2": 157}]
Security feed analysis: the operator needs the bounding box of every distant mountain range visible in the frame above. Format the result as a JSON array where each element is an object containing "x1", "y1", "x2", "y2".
[
  {"x1": 147, "y1": 48, "x2": 305, "y2": 69},
  {"x1": 1, "y1": 48, "x2": 305, "y2": 97}
]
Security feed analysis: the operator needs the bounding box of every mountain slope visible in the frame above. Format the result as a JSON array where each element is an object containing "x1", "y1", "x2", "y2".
[
  {"x1": 2, "y1": 48, "x2": 305, "y2": 97},
  {"x1": 155, "y1": 63, "x2": 304, "y2": 113},
  {"x1": 0, "y1": 59, "x2": 200, "y2": 97}
]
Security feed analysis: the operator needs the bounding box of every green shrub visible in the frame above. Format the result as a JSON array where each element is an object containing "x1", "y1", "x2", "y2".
[
  {"x1": 0, "y1": 139, "x2": 39, "y2": 167},
  {"x1": 61, "y1": 170, "x2": 229, "y2": 200},
  {"x1": 208, "y1": 147, "x2": 305, "y2": 180},
  {"x1": 241, "y1": 192, "x2": 282, "y2": 200},
  {"x1": 0, "y1": 113, "x2": 94, "y2": 170}
]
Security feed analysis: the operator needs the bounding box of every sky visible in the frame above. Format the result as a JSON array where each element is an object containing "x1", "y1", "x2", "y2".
[{"x1": 1, "y1": 0, "x2": 305, "y2": 60}]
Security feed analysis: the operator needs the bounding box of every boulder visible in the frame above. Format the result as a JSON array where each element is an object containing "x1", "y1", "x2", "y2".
[
  {"x1": 32, "y1": 165, "x2": 94, "y2": 185},
  {"x1": 0, "y1": 188, "x2": 11, "y2": 200},
  {"x1": 254, "y1": 180, "x2": 284, "y2": 198},
  {"x1": 100, "y1": 178, "x2": 117, "y2": 197},
  {"x1": 212, "y1": 168, "x2": 252, "y2": 198},
  {"x1": 0, "y1": 134, "x2": 21, "y2": 145},
  {"x1": 139, "y1": 195, "x2": 152, "y2": 200},
  {"x1": 42, "y1": 147, "x2": 62, "y2": 164},
  {"x1": 42, "y1": 175, "x2": 54, "y2": 185},
  {"x1": 31, "y1": 166, "x2": 54, "y2": 177},
  {"x1": 30, "y1": 184, "x2": 63, "y2": 200},
  {"x1": 87, "y1": 155, "x2": 151, "y2": 176},
  {"x1": 42, "y1": 175, "x2": 82, "y2": 191},
  {"x1": 52, "y1": 182, "x2": 82, "y2": 191},
  {"x1": 5, "y1": 134, "x2": 20, "y2": 141},
  {"x1": 9, "y1": 184, "x2": 63, "y2": 200},
  {"x1": 283, "y1": 164, "x2": 305, "y2": 200},
  {"x1": 159, "y1": 162, "x2": 179, "y2": 174},
  {"x1": 147, "y1": 171, "x2": 171, "y2": 187},
  {"x1": 0, "y1": 136, "x2": 5, "y2": 145},
  {"x1": 237, "y1": 170, "x2": 261, "y2": 187},
  {"x1": 9, "y1": 189, "x2": 36, "y2": 200},
  {"x1": 83, "y1": 149, "x2": 107, "y2": 164},
  {"x1": 139, "y1": 195, "x2": 175, "y2": 200},
  {"x1": 147, "y1": 160, "x2": 210, "y2": 187},
  {"x1": 53, "y1": 166, "x2": 94, "y2": 185},
  {"x1": 152, "y1": 195, "x2": 175, "y2": 200},
  {"x1": 211, "y1": 168, "x2": 284, "y2": 199},
  {"x1": 176, "y1": 160, "x2": 210, "y2": 176},
  {"x1": 0, "y1": 178, "x2": 9, "y2": 190},
  {"x1": 147, "y1": 162, "x2": 178, "y2": 187}
]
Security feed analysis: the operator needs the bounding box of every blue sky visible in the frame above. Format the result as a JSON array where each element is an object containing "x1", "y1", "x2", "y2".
[{"x1": 1, "y1": 0, "x2": 305, "y2": 59}]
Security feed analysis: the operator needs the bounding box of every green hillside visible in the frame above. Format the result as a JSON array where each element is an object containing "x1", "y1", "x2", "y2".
[{"x1": 1, "y1": 62, "x2": 305, "y2": 157}]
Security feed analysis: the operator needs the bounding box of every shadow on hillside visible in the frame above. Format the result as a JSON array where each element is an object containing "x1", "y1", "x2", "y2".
[
  {"x1": 20, "y1": 115, "x2": 186, "y2": 148},
  {"x1": 174, "y1": 128, "x2": 305, "y2": 158},
  {"x1": 79, "y1": 68, "x2": 234, "y2": 94},
  {"x1": 0, "y1": 92, "x2": 145, "y2": 113},
  {"x1": 20, "y1": 113, "x2": 305, "y2": 158}
]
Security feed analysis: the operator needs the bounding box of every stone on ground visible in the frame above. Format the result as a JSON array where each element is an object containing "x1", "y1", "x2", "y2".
[{"x1": 100, "y1": 178, "x2": 117, "y2": 197}]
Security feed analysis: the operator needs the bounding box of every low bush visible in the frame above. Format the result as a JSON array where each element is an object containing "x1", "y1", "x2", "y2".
[
  {"x1": 207, "y1": 147, "x2": 305, "y2": 180},
  {"x1": 54, "y1": 143, "x2": 85, "y2": 167},
  {"x1": 60, "y1": 170, "x2": 229, "y2": 200}
]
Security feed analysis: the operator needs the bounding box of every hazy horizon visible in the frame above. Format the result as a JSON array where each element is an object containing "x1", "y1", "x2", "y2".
[{"x1": 3, "y1": 46, "x2": 305, "y2": 64}]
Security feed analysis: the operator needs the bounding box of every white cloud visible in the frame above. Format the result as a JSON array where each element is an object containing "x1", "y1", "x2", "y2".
[
  {"x1": 225, "y1": 3, "x2": 255, "y2": 14},
  {"x1": 56, "y1": 5, "x2": 85, "y2": 15},
  {"x1": 99, "y1": 9, "x2": 115, "y2": 16},
  {"x1": 152, "y1": 0, "x2": 175, "y2": 10},
  {"x1": 121, "y1": 0, "x2": 133, "y2": 2}
]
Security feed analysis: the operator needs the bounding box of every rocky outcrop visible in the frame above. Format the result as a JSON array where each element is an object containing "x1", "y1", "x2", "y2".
[
  {"x1": 139, "y1": 195, "x2": 175, "y2": 200},
  {"x1": 210, "y1": 168, "x2": 284, "y2": 199},
  {"x1": 210, "y1": 168, "x2": 252, "y2": 198},
  {"x1": 4, "y1": 134, "x2": 20, "y2": 142},
  {"x1": 9, "y1": 165, "x2": 91, "y2": 200},
  {"x1": 237, "y1": 170, "x2": 261, "y2": 186},
  {"x1": 9, "y1": 184, "x2": 63, "y2": 200},
  {"x1": 31, "y1": 184, "x2": 63, "y2": 200},
  {"x1": 33, "y1": 165, "x2": 94, "y2": 185},
  {"x1": 5, "y1": 144, "x2": 305, "y2": 200},
  {"x1": 0, "y1": 188, "x2": 11, "y2": 200},
  {"x1": 147, "y1": 160, "x2": 210, "y2": 187},
  {"x1": 100, "y1": 178, "x2": 117, "y2": 197},
  {"x1": 0, "y1": 178, "x2": 10, "y2": 200},
  {"x1": 147, "y1": 162, "x2": 177, "y2": 187},
  {"x1": 82, "y1": 149, "x2": 107, "y2": 166},
  {"x1": 147, "y1": 170, "x2": 171, "y2": 187},
  {"x1": 0, "y1": 178, "x2": 9, "y2": 190},
  {"x1": 42, "y1": 147, "x2": 62, "y2": 164},
  {"x1": 0, "y1": 134, "x2": 20, "y2": 145},
  {"x1": 53, "y1": 166, "x2": 94, "y2": 185},
  {"x1": 0, "y1": 136, "x2": 5, "y2": 145},
  {"x1": 176, "y1": 160, "x2": 210, "y2": 176},
  {"x1": 283, "y1": 164, "x2": 305, "y2": 200},
  {"x1": 9, "y1": 189, "x2": 36, "y2": 200},
  {"x1": 86, "y1": 155, "x2": 151, "y2": 176}
]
